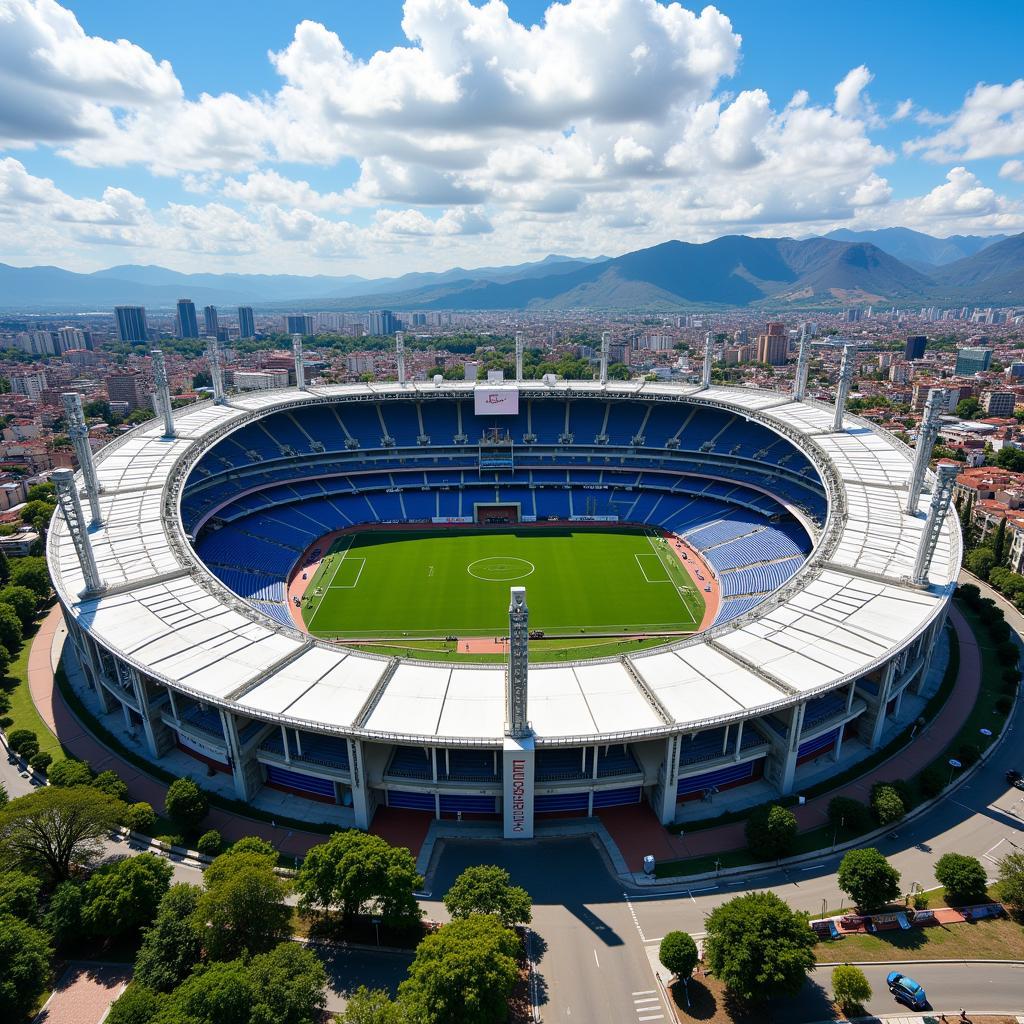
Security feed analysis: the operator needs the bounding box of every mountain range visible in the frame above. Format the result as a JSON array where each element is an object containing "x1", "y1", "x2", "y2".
[{"x1": 1, "y1": 229, "x2": 1022, "y2": 313}]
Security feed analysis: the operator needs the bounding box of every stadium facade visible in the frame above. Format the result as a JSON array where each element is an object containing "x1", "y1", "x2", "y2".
[{"x1": 48, "y1": 355, "x2": 960, "y2": 838}]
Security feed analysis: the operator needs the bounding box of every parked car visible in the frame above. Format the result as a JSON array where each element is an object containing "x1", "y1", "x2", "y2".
[
  {"x1": 886, "y1": 971, "x2": 927, "y2": 1009},
  {"x1": 1007, "y1": 769, "x2": 1024, "y2": 790}
]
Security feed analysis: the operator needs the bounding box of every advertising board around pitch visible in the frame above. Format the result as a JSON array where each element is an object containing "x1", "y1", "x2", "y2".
[{"x1": 474, "y1": 386, "x2": 520, "y2": 415}]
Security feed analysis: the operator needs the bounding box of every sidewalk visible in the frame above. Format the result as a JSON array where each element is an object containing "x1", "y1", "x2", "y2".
[{"x1": 601, "y1": 605, "x2": 980, "y2": 871}]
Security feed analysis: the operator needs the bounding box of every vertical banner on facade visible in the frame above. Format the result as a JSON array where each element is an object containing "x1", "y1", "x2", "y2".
[{"x1": 502, "y1": 734, "x2": 535, "y2": 839}]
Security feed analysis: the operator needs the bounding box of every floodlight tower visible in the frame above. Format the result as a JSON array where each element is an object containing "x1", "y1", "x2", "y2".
[
  {"x1": 396, "y1": 331, "x2": 406, "y2": 385},
  {"x1": 150, "y1": 349, "x2": 175, "y2": 439},
  {"x1": 207, "y1": 335, "x2": 226, "y2": 404},
  {"x1": 905, "y1": 388, "x2": 943, "y2": 515},
  {"x1": 52, "y1": 468, "x2": 105, "y2": 597},
  {"x1": 61, "y1": 392, "x2": 102, "y2": 526},
  {"x1": 291, "y1": 333, "x2": 306, "y2": 390},
  {"x1": 793, "y1": 324, "x2": 811, "y2": 401},
  {"x1": 702, "y1": 332, "x2": 714, "y2": 388},
  {"x1": 831, "y1": 343, "x2": 857, "y2": 431},
  {"x1": 502, "y1": 586, "x2": 534, "y2": 839},
  {"x1": 600, "y1": 331, "x2": 610, "y2": 385},
  {"x1": 515, "y1": 332, "x2": 525, "y2": 382},
  {"x1": 911, "y1": 462, "x2": 959, "y2": 586}
]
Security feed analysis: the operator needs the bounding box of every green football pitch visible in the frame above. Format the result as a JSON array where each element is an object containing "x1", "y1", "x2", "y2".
[{"x1": 300, "y1": 527, "x2": 705, "y2": 653}]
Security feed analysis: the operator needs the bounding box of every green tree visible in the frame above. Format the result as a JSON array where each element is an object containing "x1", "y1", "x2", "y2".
[
  {"x1": 91, "y1": 770, "x2": 129, "y2": 802},
  {"x1": 105, "y1": 983, "x2": 164, "y2": 1024},
  {"x1": 0, "y1": 869, "x2": 41, "y2": 922},
  {"x1": 0, "y1": 785, "x2": 124, "y2": 882},
  {"x1": 196, "y1": 829, "x2": 222, "y2": 856},
  {"x1": 398, "y1": 915, "x2": 519, "y2": 1024},
  {"x1": 871, "y1": 783, "x2": 906, "y2": 825},
  {"x1": 225, "y1": 836, "x2": 276, "y2": 857},
  {"x1": 124, "y1": 802, "x2": 157, "y2": 833},
  {"x1": 0, "y1": 586, "x2": 36, "y2": 630},
  {"x1": 443, "y1": 865, "x2": 532, "y2": 927},
  {"x1": 44, "y1": 881, "x2": 83, "y2": 949},
  {"x1": 934, "y1": 853, "x2": 989, "y2": 905},
  {"x1": 82, "y1": 852, "x2": 172, "y2": 939},
  {"x1": 48, "y1": 758, "x2": 93, "y2": 787},
  {"x1": 0, "y1": 549, "x2": 8, "y2": 586},
  {"x1": 165, "y1": 959, "x2": 254, "y2": 1024},
  {"x1": 702, "y1": 891, "x2": 816, "y2": 1004},
  {"x1": 832, "y1": 964, "x2": 871, "y2": 1011},
  {"x1": 659, "y1": 930, "x2": 699, "y2": 981},
  {"x1": 26, "y1": 483, "x2": 55, "y2": 504},
  {"x1": 296, "y1": 829, "x2": 423, "y2": 926},
  {"x1": 9, "y1": 556, "x2": 51, "y2": 602},
  {"x1": 0, "y1": 604, "x2": 22, "y2": 654},
  {"x1": 164, "y1": 777, "x2": 209, "y2": 832},
  {"x1": 997, "y1": 851, "x2": 1024, "y2": 909},
  {"x1": 336, "y1": 986, "x2": 405, "y2": 1024},
  {"x1": 956, "y1": 397, "x2": 981, "y2": 419},
  {"x1": 195, "y1": 850, "x2": 291, "y2": 960},
  {"x1": 246, "y1": 940, "x2": 328, "y2": 1024},
  {"x1": 134, "y1": 884, "x2": 203, "y2": 992},
  {"x1": 965, "y1": 546, "x2": 995, "y2": 579},
  {"x1": 837, "y1": 848, "x2": 901, "y2": 911},
  {"x1": 745, "y1": 803, "x2": 798, "y2": 861},
  {"x1": 993, "y1": 517, "x2": 1008, "y2": 566},
  {"x1": 0, "y1": 913, "x2": 52, "y2": 1021}
]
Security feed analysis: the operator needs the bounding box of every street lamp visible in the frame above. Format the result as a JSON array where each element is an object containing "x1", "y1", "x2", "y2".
[
  {"x1": 948, "y1": 757, "x2": 962, "y2": 786},
  {"x1": 372, "y1": 917, "x2": 381, "y2": 947}
]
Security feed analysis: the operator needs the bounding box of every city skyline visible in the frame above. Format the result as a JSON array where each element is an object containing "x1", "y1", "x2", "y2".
[{"x1": 1, "y1": 0, "x2": 1023, "y2": 280}]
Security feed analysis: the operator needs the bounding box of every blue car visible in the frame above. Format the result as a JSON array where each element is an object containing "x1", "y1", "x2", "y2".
[{"x1": 886, "y1": 971, "x2": 927, "y2": 1009}]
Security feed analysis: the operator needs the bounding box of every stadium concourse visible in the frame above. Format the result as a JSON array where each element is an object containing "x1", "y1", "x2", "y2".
[{"x1": 46, "y1": 365, "x2": 960, "y2": 840}]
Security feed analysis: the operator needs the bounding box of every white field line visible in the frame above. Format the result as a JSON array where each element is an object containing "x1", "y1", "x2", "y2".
[
  {"x1": 635, "y1": 552, "x2": 670, "y2": 584},
  {"x1": 645, "y1": 532, "x2": 698, "y2": 625},
  {"x1": 329, "y1": 557, "x2": 365, "y2": 589},
  {"x1": 306, "y1": 536, "x2": 354, "y2": 630}
]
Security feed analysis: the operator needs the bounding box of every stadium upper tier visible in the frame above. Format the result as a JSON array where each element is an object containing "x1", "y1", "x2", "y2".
[{"x1": 47, "y1": 382, "x2": 961, "y2": 746}]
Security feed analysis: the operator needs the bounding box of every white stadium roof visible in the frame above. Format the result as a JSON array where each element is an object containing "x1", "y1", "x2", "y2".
[{"x1": 48, "y1": 381, "x2": 960, "y2": 746}]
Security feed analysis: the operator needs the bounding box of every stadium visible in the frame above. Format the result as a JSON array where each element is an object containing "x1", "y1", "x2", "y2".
[{"x1": 47, "y1": 344, "x2": 960, "y2": 839}]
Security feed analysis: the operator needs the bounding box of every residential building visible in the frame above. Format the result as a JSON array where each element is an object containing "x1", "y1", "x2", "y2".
[
  {"x1": 106, "y1": 372, "x2": 146, "y2": 411},
  {"x1": 177, "y1": 300, "x2": 199, "y2": 338},
  {"x1": 237, "y1": 306, "x2": 255, "y2": 338},
  {"x1": 983, "y1": 390, "x2": 1016, "y2": 417},
  {"x1": 234, "y1": 370, "x2": 290, "y2": 390},
  {"x1": 114, "y1": 306, "x2": 148, "y2": 342},
  {"x1": 203, "y1": 305, "x2": 219, "y2": 337},
  {"x1": 10, "y1": 371, "x2": 47, "y2": 401},
  {"x1": 955, "y1": 346, "x2": 992, "y2": 376},
  {"x1": 905, "y1": 336, "x2": 928, "y2": 360},
  {"x1": 366, "y1": 310, "x2": 398, "y2": 336},
  {"x1": 754, "y1": 322, "x2": 788, "y2": 365},
  {"x1": 285, "y1": 314, "x2": 315, "y2": 335}
]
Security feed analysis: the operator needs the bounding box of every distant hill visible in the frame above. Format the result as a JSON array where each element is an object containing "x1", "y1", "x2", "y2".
[
  {"x1": 822, "y1": 227, "x2": 1007, "y2": 270},
  {"x1": 3, "y1": 232, "x2": 1024, "y2": 312},
  {"x1": 0, "y1": 253, "x2": 608, "y2": 311}
]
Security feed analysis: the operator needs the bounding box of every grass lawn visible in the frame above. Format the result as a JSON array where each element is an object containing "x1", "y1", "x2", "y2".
[
  {"x1": 0, "y1": 618, "x2": 66, "y2": 761},
  {"x1": 815, "y1": 915, "x2": 1024, "y2": 963},
  {"x1": 301, "y1": 527, "x2": 704, "y2": 654}
]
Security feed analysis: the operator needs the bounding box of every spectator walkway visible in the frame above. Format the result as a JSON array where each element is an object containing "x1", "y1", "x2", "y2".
[{"x1": 33, "y1": 963, "x2": 130, "y2": 1024}]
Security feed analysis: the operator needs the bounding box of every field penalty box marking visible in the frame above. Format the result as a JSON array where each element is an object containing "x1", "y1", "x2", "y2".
[
  {"x1": 644, "y1": 532, "x2": 698, "y2": 625},
  {"x1": 328, "y1": 557, "x2": 365, "y2": 589},
  {"x1": 635, "y1": 552, "x2": 671, "y2": 584},
  {"x1": 306, "y1": 536, "x2": 355, "y2": 630}
]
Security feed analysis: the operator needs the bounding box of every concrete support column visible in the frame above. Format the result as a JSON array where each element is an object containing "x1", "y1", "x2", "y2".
[
  {"x1": 220, "y1": 710, "x2": 261, "y2": 801},
  {"x1": 84, "y1": 635, "x2": 113, "y2": 714},
  {"x1": 776, "y1": 702, "x2": 805, "y2": 795},
  {"x1": 281, "y1": 725, "x2": 291, "y2": 764},
  {"x1": 130, "y1": 670, "x2": 173, "y2": 758},
  {"x1": 733, "y1": 720, "x2": 745, "y2": 761},
  {"x1": 121, "y1": 700, "x2": 133, "y2": 731},
  {"x1": 346, "y1": 738, "x2": 372, "y2": 830},
  {"x1": 868, "y1": 660, "x2": 897, "y2": 748},
  {"x1": 655, "y1": 734, "x2": 679, "y2": 825}
]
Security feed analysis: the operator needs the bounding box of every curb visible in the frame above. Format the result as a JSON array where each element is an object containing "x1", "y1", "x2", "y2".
[{"x1": 815, "y1": 959, "x2": 1024, "y2": 967}]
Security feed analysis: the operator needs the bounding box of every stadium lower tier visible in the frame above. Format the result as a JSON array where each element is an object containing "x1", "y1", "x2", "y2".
[
  {"x1": 192, "y1": 468, "x2": 814, "y2": 632},
  {"x1": 63, "y1": 607, "x2": 944, "y2": 830}
]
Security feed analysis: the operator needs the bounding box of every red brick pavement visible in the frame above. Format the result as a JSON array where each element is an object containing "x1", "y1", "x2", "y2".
[{"x1": 34, "y1": 964, "x2": 130, "y2": 1024}]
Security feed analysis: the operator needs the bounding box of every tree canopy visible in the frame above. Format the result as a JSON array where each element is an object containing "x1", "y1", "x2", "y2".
[
  {"x1": 164, "y1": 778, "x2": 209, "y2": 832},
  {"x1": 0, "y1": 785, "x2": 124, "y2": 882},
  {"x1": 442, "y1": 865, "x2": 532, "y2": 928},
  {"x1": 837, "y1": 848, "x2": 901, "y2": 911},
  {"x1": 702, "y1": 891, "x2": 816, "y2": 1004},
  {"x1": 934, "y1": 853, "x2": 989, "y2": 905},
  {"x1": 744, "y1": 804, "x2": 798, "y2": 861},
  {"x1": 832, "y1": 964, "x2": 871, "y2": 1011},
  {"x1": 659, "y1": 930, "x2": 698, "y2": 981},
  {"x1": 296, "y1": 829, "x2": 422, "y2": 926},
  {"x1": 81, "y1": 852, "x2": 172, "y2": 939},
  {"x1": 0, "y1": 912, "x2": 52, "y2": 1021},
  {"x1": 134, "y1": 884, "x2": 204, "y2": 992}
]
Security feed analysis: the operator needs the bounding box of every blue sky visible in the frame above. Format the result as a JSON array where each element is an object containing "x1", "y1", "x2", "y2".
[{"x1": 1, "y1": 0, "x2": 1022, "y2": 276}]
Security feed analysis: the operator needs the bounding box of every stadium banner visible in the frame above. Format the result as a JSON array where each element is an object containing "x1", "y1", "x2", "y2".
[
  {"x1": 474, "y1": 386, "x2": 520, "y2": 415},
  {"x1": 570, "y1": 514, "x2": 619, "y2": 522},
  {"x1": 175, "y1": 730, "x2": 229, "y2": 765},
  {"x1": 431, "y1": 516, "x2": 473, "y2": 524},
  {"x1": 521, "y1": 515, "x2": 537, "y2": 522}
]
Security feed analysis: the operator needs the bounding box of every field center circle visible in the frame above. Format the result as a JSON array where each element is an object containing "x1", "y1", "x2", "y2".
[{"x1": 467, "y1": 556, "x2": 536, "y2": 581}]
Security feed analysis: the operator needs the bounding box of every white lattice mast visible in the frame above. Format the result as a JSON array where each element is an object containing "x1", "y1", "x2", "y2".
[
  {"x1": 207, "y1": 335, "x2": 225, "y2": 404},
  {"x1": 291, "y1": 333, "x2": 306, "y2": 390},
  {"x1": 150, "y1": 349, "x2": 175, "y2": 439},
  {"x1": 61, "y1": 392, "x2": 102, "y2": 526},
  {"x1": 793, "y1": 324, "x2": 811, "y2": 401},
  {"x1": 52, "y1": 468, "x2": 105, "y2": 597},
  {"x1": 505, "y1": 587, "x2": 530, "y2": 738},
  {"x1": 911, "y1": 462, "x2": 959, "y2": 586},
  {"x1": 515, "y1": 332, "x2": 525, "y2": 382},
  {"x1": 702, "y1": 331, "x2": 714, "y2": 388},
  {"x1": 831, "y1": 343, "x2": 857, "y2": 431},
  {"x1": 599, "y1": 331, "x2": 610, "y2": 385},
  {"x1": 904, "y1": 389, "x2": 944, "y2": 514},
  {"x1": 395, "y1": 331, "x2": 406, "y2": 385}
]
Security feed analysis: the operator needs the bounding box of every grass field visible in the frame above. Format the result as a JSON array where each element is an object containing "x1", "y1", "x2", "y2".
[{"x1": 301, "y1": 527, "x2": 705, "y2": 651}]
